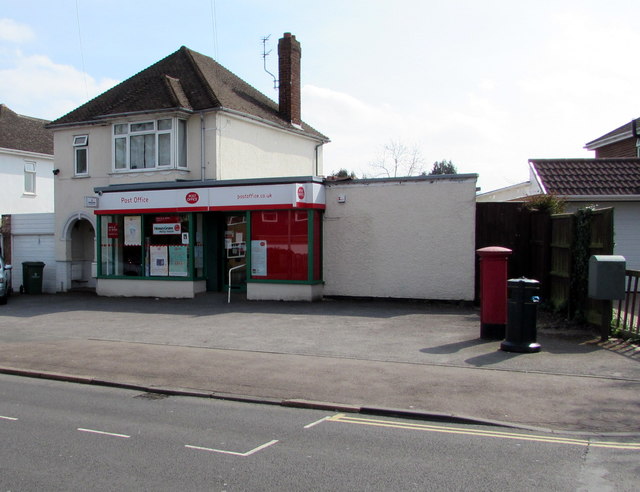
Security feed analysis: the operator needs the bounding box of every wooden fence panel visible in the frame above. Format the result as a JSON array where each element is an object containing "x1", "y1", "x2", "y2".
[
  {"x1": 550, "y1": 214, "x2": 573, "y2": 310},
  {"x1": 475, "y1": 203, "x2": 530, "y2": 301},
  {"x1": 549, "y1": 208, "x2": 614, "y2": 322},
  {"x1": 475, "y1": 203, "x2": 552, "y2": 302}
]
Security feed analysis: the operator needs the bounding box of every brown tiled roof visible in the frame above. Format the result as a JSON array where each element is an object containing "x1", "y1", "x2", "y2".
[
  {"x1": 48, "y1": 46, "x2": 328, "y2": 141},
  {"x1": 585, "y1": 119, "x2": 638, "y2": 149},
  {"x1": 530, "y1": 158, "x2": 640, "y2": 196},
  {"x1": 0, "y1": 104, "x2": 53, "y2": 155}
]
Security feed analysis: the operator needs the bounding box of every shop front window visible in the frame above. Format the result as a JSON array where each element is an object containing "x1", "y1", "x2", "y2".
[
  {"x1": 250, "y1": 210, "x2": 319, "y2": 282},
  {"x1": 99, "y1": 213, "x2": 197, "y2": 278}
]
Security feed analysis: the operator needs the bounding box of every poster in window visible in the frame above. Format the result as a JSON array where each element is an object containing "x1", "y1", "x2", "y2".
[
  {"x1": 124, "y1": 216, "x2": 141, "y2": 245},
  {"x1": 149, "y1": 245, "x2": 168, "y2": 276},
  {"x1": 153, "y1": 223, "x2": 181, "y2": 235},
  {"x1": 169, "y1": 245, "x2": 188, "y2": 277},
  {"x1": 107, "y1": 223, "x2": 119, "y2": 238},
  {"x1": 251, "y1": 240, "x2": 267, "y2": 276}
]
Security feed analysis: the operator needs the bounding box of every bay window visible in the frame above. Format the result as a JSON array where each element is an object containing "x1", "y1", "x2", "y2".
[{"x1": 113, "y1": 118, "x2": 187, "y2": 171}]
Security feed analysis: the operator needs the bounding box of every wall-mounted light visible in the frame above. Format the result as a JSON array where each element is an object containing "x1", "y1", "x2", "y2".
[{"x1": 52, "y1": 169, "x2": 60, "y2": 176}]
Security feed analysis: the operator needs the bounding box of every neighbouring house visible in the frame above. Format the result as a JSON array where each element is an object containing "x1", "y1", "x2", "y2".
[
  {"x1": 476, "y1": 181, "x2": 532, "y2": 202},
  {"x1": 584, "y1": 118, "x2": 640, "y2": 158},
  {"x1": 476, "y1": 116, "x2": 640, "y2": 271},
  {"x1": 0, "y1": 105, "x2": 56, "y2": 292},
  {"x1": 46, "y1": 32, "x2": 477, "y2": 301},
  {"x1": 528, "y1": 158, "x2": 640, "y2": 270},
  {"x1": 0, "y1": 104, "x2": 54, "y2": 215}
]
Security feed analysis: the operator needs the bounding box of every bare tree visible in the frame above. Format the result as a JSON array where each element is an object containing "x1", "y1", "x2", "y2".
[{"x1": 370, "y1": 140, "x2": 425, "y2": 178}]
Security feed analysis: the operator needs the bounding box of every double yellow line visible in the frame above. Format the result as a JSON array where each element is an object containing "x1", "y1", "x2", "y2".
[{"x1": 327, "y1": 414, "x2": 640, "y2": 450}]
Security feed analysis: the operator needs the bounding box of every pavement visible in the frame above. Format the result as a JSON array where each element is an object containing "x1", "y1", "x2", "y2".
[{"x1": 0, "y1": 291, "x2": 639, "y2": 436}]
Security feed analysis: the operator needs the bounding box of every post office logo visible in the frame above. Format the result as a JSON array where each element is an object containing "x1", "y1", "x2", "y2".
[{"x1": 186, "y1": 192, "x2": 199, "y2": 204}]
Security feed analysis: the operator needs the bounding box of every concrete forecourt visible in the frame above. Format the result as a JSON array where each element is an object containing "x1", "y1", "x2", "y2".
[{"x1": 0, "y1": 292, "x2": 639, "y2": 435}]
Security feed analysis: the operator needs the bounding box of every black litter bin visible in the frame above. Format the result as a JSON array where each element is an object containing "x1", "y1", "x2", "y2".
[
  {"x1": 22, "y1": 262, "x2": 45, "y2": 294},
  {"x1": 500, "y1": 277, "x2": 541, "y2": 353}
]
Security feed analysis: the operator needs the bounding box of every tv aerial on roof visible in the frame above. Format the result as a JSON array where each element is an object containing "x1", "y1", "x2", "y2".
[{"x1": 261, "y1": 35, "x2": 278, "y2": 90}]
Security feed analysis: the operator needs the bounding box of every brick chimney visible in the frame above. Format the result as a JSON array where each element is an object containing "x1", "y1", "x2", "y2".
[{"x1": 278, "y1": 32, "x2": 301, "y2": 126}]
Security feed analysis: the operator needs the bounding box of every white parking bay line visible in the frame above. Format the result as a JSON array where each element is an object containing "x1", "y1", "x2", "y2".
[
  {"x1": 77, "y1": 428, "x2": 131, "y2": 439},
  {"x1": 304, "y1": 416, "x2": 331, "y2": 429},
  {"x1": 185, "y1": 439, "x2": 279, "y2": 457},
  {"x1": 0, "y1": 415, "x2": 18, "y2": 421}
]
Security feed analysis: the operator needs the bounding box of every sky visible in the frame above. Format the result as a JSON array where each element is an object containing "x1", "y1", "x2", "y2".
[{"x1": 1, "y1": 0, "x2": 639, "y2": 192}]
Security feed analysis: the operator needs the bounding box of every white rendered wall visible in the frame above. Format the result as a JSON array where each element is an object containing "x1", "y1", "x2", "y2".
[
  {"x1": 323, "y1": 177, "x2": 477, "y2": 301},
  {"x1": 215, "y1": 113, "x2": 322, "y2": 180},
  {"x1": 0, "y1": 148, "x2": 54, "y2": 214}
]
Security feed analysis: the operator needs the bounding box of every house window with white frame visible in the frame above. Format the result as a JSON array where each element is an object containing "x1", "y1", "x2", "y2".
[
  {"x1": 113, "y1": 118, "x2": 187, "y2": 171},
  {"x1": 24, "y1": 161, "x2": 36, "y2": 194},
  {"x1": 73, "y1": 135, "x2": 89, "y2": 176}
]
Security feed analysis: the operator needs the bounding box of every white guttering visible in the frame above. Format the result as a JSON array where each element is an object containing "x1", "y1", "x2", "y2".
[
  {"x1": 559, "y1": 195, "x2": 640, "y2": 202},
  {"x1": 584, "y1": 130, "x2": 634, "y2": 150},
  {"x1": 45, "y1": 107, "x2": 195, "y2": 129},
  {"x1": 0, "y1": 147, "x2": 53, "y2": 159}
]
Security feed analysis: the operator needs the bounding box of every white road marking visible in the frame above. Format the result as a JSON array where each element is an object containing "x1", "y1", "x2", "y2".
[
  {"x1": 304, "y1": 416, "x2": 331, "y2": 429},
  {"x1": 185, "y1": 439, "x2": 279, "y2": 457},
  {"x1": 77, "y1": 428, "x2": 131, "y2": 439},
  {"x1": 0, "y1": 415, "x2": 18, "y2": 421}
]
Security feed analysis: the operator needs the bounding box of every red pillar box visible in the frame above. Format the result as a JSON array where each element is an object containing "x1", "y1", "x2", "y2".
[{"x1": 477, "y1": 246, "x2": 512, "y2": 340}]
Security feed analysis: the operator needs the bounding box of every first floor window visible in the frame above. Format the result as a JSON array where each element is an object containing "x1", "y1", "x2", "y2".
[
  {"x1": 73, "y1": 135, "x2": 89, "y2": 175},
  {"x1": 24, "y1": 161, "x2": 36, "y2": 194},
  {"x1": 113, "y1": 118, "x2": 186, "y2": 171}
]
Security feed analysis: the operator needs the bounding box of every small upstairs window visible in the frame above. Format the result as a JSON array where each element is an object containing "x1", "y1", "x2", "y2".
[
  {"x1": 24, "y1": 161, "x2": 36, "y2": 194},
  {"x1": 73, "y1": 135, "x2": 89, "y2": 176}
]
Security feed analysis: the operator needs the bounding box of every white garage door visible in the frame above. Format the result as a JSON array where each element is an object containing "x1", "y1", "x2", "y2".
[{"x1": 12, "y1": 235, "x2": 57, "y2": 294}]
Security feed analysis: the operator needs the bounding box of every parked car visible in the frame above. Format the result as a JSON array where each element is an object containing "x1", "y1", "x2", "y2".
[{"x1": 0, "y1": 255, "x2": 12, "y2": 304}]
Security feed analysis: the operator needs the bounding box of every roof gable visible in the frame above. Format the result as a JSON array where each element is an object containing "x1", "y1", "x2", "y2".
[
  {"x1": 48, "y1": 46, "x2": 327, "y2": 140},
  {"x1": 530, "y1": 158, "x2": 640, "y2": 196},
  {"x1": 0, "y1": 104, "x2": 53, "y2": 155}
]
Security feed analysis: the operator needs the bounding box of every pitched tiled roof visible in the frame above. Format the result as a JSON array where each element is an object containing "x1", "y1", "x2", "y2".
[
  {"x1": 530, "y1": 158, "x2": 640, "y2": 196},
  {"x1": 585, "y1": 119, "x2": 638, "y2": 150},
  {"x1": 0, "y1": 104, "x2": 53, "y2": 155},
  {"x1": 48, "y1": 46, "x2": 328, "y2": 141}
]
